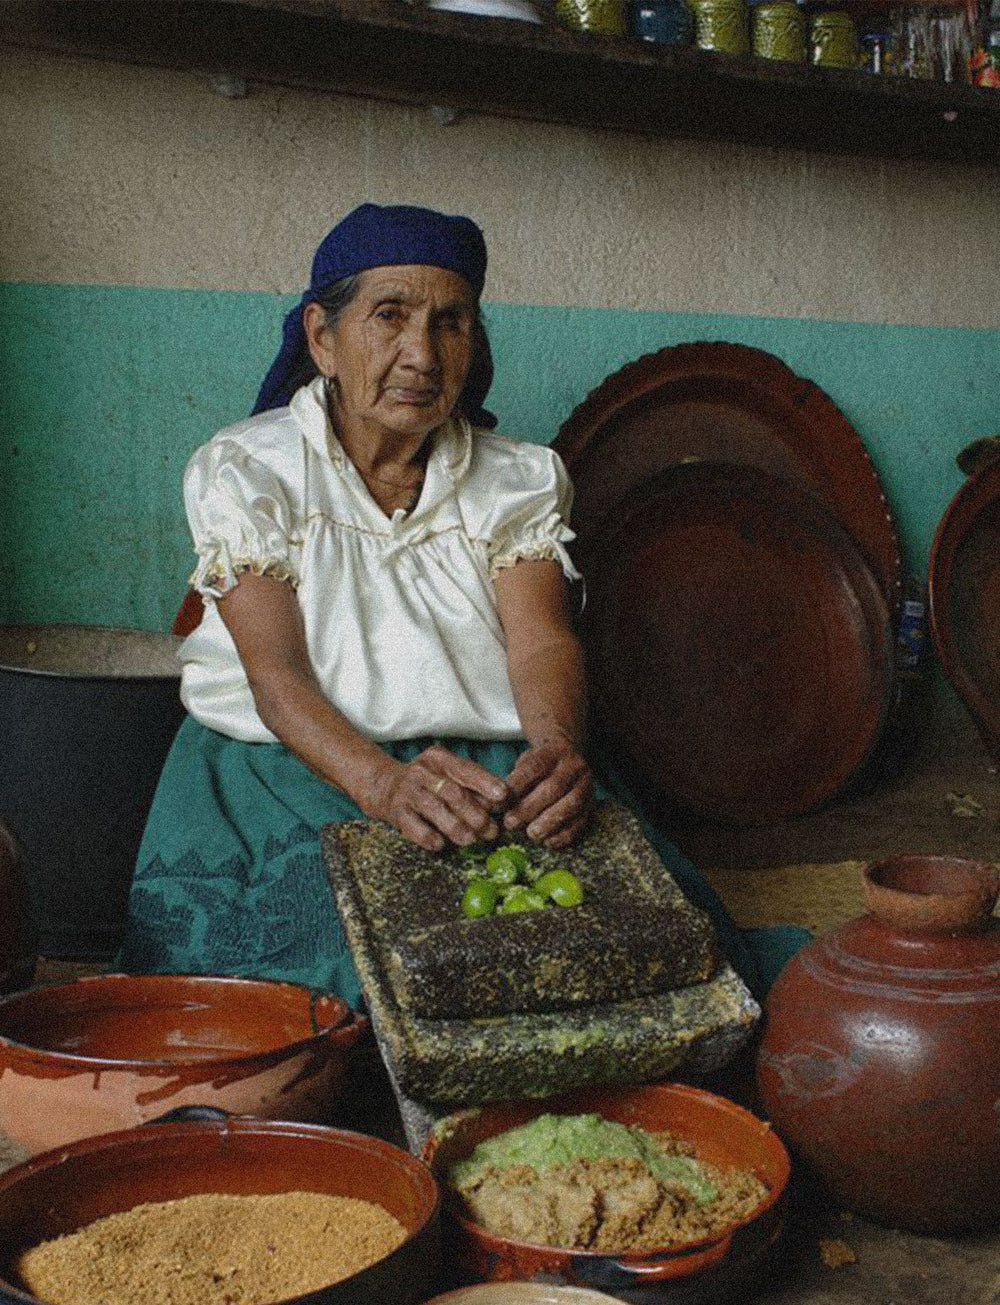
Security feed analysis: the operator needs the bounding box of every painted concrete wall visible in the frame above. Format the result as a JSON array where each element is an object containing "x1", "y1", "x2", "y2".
[{"x1": 2, "y1": 45, "x2": 1000, "y2": 632}]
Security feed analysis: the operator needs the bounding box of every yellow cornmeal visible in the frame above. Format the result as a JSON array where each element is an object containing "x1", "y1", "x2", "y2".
[{"x1": 16, "y1": 1191, "x2": 408, "y2": 1305}]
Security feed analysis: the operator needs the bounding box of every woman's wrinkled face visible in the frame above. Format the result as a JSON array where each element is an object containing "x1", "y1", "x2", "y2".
[{"x1": 305, "y1": 264, "x2": 476, "y2": 446}]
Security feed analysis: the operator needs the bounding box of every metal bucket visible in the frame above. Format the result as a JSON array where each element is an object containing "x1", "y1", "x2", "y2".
[
  {"x1": 0, "y1": 823, "x2": 36, "y2": 993},
  {"x1": 0, "y1": 626, "x2": 185, "y2": 959}
]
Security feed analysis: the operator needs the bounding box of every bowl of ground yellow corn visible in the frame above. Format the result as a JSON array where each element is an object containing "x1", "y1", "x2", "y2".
[{"x1": 0, "y1": 1112, "x2": 440, "y2": 1305}]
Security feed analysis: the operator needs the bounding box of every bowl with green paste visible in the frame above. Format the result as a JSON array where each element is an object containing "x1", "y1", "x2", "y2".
[{"x1": 422, "y1": 1082, "x2": 790, "y2": 1303}]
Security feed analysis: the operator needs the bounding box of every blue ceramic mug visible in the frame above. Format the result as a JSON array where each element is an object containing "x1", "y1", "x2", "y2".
[{"x1": 629, "y1": 0, "x2": 694, "y2": 44}]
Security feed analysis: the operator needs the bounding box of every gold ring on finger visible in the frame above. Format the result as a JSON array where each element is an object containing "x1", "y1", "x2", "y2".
[{"x1": 433, "y1": 777, "x2": 447, "y2": 795}]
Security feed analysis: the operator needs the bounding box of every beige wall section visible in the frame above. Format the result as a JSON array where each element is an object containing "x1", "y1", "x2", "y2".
[{"x1": 2, "y1": 45, "x2": 999, "y2": 327}]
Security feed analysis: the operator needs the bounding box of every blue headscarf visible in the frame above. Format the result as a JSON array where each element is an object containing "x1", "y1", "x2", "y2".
[{"x1": 252, "y1": 202, "x2": 496, "y2": 427}]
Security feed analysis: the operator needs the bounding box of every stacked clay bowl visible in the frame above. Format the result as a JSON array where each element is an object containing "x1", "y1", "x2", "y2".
[
  {"x1": 0, "y1": 973, "x2": 366, "y2": 1154},
  {"x1": 423, "y1": 1082, "x2": 790, "y2": 1305}
]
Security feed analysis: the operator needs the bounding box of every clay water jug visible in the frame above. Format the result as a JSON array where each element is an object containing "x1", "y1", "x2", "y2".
[
  {"x1": 756, "y1": 854, "x2": 1000, "y2": 1234},
  {"x1": 0, "y1": 823, "x2": 37, "y2": 994}
]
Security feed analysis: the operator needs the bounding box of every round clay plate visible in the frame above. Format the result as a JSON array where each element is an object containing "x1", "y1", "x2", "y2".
[
  {"x1": 577, "y1": 461, "x2": 894, "y2": 825},
  {"x1": 929, "y1": 455, "x2": 1000, "y2": 765},
  {"x1": 553, "y1": 341, "x2": 901, "y2": 614}
]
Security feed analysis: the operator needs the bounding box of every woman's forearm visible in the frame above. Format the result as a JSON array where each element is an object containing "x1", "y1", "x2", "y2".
[
  {"x1": 506, "y1": 629, "x2": 589, "y2": 753},
  {"x1": 494, "y1": 559, "x2": 589, "y2": 754},
  {"x1": 214, "y1": 574, "x2": 399, "y2": 815},
  {"x1": 493, "y1": 560, "x2": 594, "y2": 847},
  {"x1": 249, "y1": 662, "x2": 399, "y2": 815}
]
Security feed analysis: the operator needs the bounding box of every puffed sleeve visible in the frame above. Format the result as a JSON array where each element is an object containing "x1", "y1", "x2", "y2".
[
  {"x1": 183, "y1": 438, "x2": 302, "y2": 599},
  {"x1": 486, "y1": 445, "x2": 582, "y2": 584}
]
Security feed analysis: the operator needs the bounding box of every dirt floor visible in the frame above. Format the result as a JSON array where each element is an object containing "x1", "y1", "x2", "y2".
[
  {"x1": 677, "y1": 687, "x2": 1000, "y2": 880},
  {"x1": 1, "y1": 684, "x2": 997, "y2": 1304}
]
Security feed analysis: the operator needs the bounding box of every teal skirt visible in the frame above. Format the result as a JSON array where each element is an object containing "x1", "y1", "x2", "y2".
[{"x1": 117, "y1": 717, "x2": 809, "y2": 1007}]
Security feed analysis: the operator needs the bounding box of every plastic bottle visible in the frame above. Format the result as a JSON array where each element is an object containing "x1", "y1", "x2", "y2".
[
  {"x1": 851, "y1": 575, "x2": 930, "y2": 792},
  {"x1": 881, "y1": 577, "x2": 931, "y2": 783}
]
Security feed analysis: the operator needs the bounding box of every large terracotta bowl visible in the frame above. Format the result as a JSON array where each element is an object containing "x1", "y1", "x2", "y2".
[
  {"x1": 423, "y1": 1082, "x2": 790, "y2": 1304},
  {"x1": 0, "y1": 1114, "x2": 440, "y2": 1305},
  {"x1": 0, "y1": 973, "x2": 367, "y2": 1154}
]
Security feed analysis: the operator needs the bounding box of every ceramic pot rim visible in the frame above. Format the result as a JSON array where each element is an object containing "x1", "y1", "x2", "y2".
[
  {"x1": 0, "y1": 624, "x2": 183, "y2": 680},
  {"x1": 0, "y1": 1115, "x2": 438, "y2": 1208},
  {"x1": 0, "y1": 972, "x2": 360, "y2": 1071},
  {"x1": 863, "y1": 855, "x2": 1000, "y2": 931},
  {"x1": 425, "y1": 1286, "x2": 622, "y2": 1303}
]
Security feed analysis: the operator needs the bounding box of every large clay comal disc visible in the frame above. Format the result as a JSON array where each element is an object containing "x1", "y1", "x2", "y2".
[
  {"x1": 576, "y1": 462, "x2": 894, "y2": 825},
  {"x1": 554, "y1": 341, "x2": 901, "y2": 613},
  {"x1": 929, "y1": 449, "x2": 1000, "y2": 768}
]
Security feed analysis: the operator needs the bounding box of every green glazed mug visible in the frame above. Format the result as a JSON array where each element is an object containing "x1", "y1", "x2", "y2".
[
  {"x1": 753, "y1": 0, "x2": 806, "y2": 60},
  {"x1": 555, "y1": 0, "x2": 626, "y2": 33}
]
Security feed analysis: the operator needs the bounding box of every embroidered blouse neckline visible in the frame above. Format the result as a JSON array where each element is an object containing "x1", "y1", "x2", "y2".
[{"x1": 291, "y1": 376, "x2": 473, "y2": 482}]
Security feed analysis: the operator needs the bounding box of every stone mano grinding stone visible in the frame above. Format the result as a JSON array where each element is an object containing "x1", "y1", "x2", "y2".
[
  {"x1": 322, "y1": 801, "x2": 760, "y2": 1107},
  {"x1": 325, "y1": 801, "x2": 718, "y2": 1020}
]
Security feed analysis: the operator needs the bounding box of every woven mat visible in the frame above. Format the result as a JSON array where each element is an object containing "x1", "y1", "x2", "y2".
[
  {"x1": 702, "y1": 860, "x2": 870, "y2": 936},
  {"x1": 702, "y1": 859, "x2": 1000, "y2": 937}
]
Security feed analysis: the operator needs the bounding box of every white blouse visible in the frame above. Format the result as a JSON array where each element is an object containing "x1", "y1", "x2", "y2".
[{"x1": 178, "y1": 377, "x2": 580, "y2": 744}]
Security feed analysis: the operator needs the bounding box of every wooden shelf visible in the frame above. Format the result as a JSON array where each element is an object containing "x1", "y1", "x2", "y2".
[{"x1": 0, "y1": 0, "x2": 998, "y2": 162}]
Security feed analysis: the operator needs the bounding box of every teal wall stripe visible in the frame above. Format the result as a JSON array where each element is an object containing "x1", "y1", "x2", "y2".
[{"x1": 3, "y1": 282, "x2": 996, "y2": 631}]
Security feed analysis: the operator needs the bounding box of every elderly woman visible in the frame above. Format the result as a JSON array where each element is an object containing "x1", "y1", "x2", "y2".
[{"x1": 119, "y1": 203, "x2": 806, "y2": 1008}]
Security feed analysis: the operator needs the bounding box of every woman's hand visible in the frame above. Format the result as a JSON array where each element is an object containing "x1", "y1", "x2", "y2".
[
  {"x1": 501, "y1": 740, "x2": 594, "y2": 849},
  {"x1": 370, "y1": 744, "x2": 509, "y2": 853}
]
